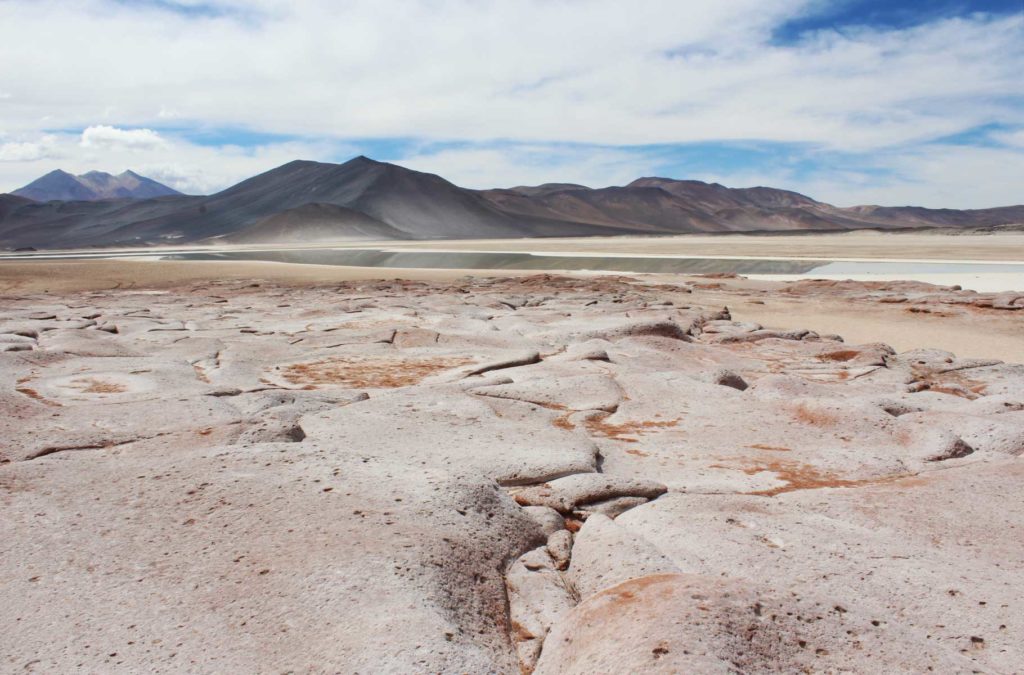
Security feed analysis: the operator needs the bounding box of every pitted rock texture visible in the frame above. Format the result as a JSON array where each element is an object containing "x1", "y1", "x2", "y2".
[{"x1": 1, "y1": 273, "x2": 1022, "y2": 673}]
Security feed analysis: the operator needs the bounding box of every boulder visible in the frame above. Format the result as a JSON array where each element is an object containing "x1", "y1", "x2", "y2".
[
  {"x1": 522, "y1": 506, "x2": 566, "y2": 536},
  {"x1": 506, "y1": 546, "x2": 577, "y2": 672},
  {"x1": 513, "y1": 474, "x2": 667, "y2": 514}
]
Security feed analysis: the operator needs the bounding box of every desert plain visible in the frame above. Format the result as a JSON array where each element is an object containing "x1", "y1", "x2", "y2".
[{"x1": 1, "y1": 232, "x2": 1023, "y2": 673}]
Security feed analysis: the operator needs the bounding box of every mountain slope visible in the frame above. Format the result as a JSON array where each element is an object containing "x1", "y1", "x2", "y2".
[
  {"x1": 217, "y1": 203, "x2": 406, "y2": 243},
  {"x1": 0, "y1": 194, "x2": 35, "y2": 221},
  {"x1": 12, "y1": 170, "x2": 181, "y2": 202}
]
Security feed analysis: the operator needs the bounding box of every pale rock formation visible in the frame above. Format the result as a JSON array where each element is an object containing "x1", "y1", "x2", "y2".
[{"x1": 1, "y1": 274, "x2": 1022, "y2": 673}]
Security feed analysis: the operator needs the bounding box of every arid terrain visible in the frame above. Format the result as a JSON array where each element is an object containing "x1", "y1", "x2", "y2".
[
  {"x1": 1, "y1": 259, "x2": 1023, "y2": 672},
  {"x1": 5, "y1": 0, "x2": 1024, "y2": 670}
]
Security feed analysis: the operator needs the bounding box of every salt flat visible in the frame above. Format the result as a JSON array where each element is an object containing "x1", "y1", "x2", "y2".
[
  {"x1": 1, "y1": 268, "x2": 1022, "y2": 672},
  {"x1": 379, "y1": 230, "x2": 1024, "y2": 262},
  {"x1": 5, "y1": 230, "x2": 1023, "y2": 262},
  {"x1": 5, "y1": 231, "x2": 1022, "y2": 294}
]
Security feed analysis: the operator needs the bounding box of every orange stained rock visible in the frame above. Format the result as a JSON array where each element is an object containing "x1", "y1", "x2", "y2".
[{"x1": 279, "y1": 356, "x2": 473, "y2": 388}]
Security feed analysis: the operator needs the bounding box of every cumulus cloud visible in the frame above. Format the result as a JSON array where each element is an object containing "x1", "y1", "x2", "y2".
[
  {"x1": 80, "y1": 125, "x2": 167, "y2": 150},
  {"x1": 0, "y1": 135, "x2": 59, "y2": 162}
]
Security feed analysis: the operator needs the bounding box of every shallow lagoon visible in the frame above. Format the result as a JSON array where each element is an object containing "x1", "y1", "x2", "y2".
[{"x1": 4, "y1": 246, "x2": 1023, "y2": 292}]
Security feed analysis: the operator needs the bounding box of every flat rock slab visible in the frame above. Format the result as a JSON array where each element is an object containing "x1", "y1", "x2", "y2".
[
  {"x1": 617, "y1": 460, "x2": 1024, "y2": 674},
  {"x1": 0, "y1": 442, "x2": 542, "y2": 673},
  {"x1": 298, "y1": 388, "x2": 600, "y2": 486},
  {"x1": 471, "y1": 373, "x2": 623, "y2": 412},
  {"x1": 535, "y1": 573, "x2": 974, "y2": 674}
]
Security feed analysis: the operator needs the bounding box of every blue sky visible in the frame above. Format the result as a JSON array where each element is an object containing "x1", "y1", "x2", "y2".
[
  {"x1": 1, "y1": 0, "x2": 1022, "y2": 207},
  {"x1": 774, "y1": 0, "x2": 1023, "y2": 40}
]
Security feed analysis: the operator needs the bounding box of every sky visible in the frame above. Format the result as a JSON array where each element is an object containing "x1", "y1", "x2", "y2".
[{"x1": 0, "y1": 0, "x2": 1022, "y2": 208}]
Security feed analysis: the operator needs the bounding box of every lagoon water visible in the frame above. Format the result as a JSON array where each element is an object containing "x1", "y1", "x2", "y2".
[
  {"x1": 3, "y1": 246, "x2": 1023, "y2": 292},
  {"x1": 173, "y1": 248, "x2": 1024, "y2": 292}
]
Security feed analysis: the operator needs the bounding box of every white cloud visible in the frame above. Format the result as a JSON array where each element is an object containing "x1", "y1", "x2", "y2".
[
  {"x1": 0, "y1": 1, "x2": 1022, "y2": 206},
  {"x1": 1, "y1": 128, "x2": 1021, "y2": 209},
  {"x1": 796, "y1": 144, "x2": 1024, "y2": 209},
  {"x1": 80, "y1": 125, "x2": 167, "y2": 150},
  {"x1": 0, "y1": 135, "x2": 58, "y2": 162},
  {"x1": 1, "y1": 1, "x2": 1020, "y2": 149},
  {"x1": 994, "y1": 128, "x2": 1024, "y2": 149},
  {"x1": 398, "y1": 145, "x2": 656, "y2": 190},
  {"x1": 392, "y1": 140, "x2": 1024, "y2": 210}
]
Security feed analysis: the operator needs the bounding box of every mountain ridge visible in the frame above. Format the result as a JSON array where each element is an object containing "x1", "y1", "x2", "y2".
[
  {"x1": 12, "y1": 169, "x2": 182, "y2": 202},
  {"x1": 2, "y1": 156, "x2": 1022, "y2": 249}
]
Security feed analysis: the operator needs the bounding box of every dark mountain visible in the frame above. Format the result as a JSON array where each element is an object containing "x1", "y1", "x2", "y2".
[
  {"x1": 478, "y1": 178, "x2": 855, "y2": 233},
  {"x1": 846, "y1": 204, "x2": 1024, "y2": 228},
  {"x1": 507, "y1": 183, "x2": 592, "y2": 197},
  {"x1": 0, "y1": 194, "x2": 202, "y2": 249},
  {"x1": 1, "y1": 156, "x2": 1022, "y2": 250},
  {"x1": 480, "y1": 178, "x2": 1024, "y2": 234},
  {"x1": 0, "y1": 157, "x2": 619, "y2": 249},
  {"x1": 0, "y1": 194, "x2": 35, "y2": 220},
  {"x1": 183, "y1": 157, "x2": 611, "y2": 241},
  {"x1": 12, "y1": 170, "x2": 181, "y2": 202},
  {"x1": 12, "y1": 170, "x2": 96, "y2": 202}
]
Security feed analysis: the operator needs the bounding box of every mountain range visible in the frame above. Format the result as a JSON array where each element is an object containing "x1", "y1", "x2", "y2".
[
  {"x1": 12, "y1": 169, "x2": 182, "y2": 202},
  {"x1": 1, "y1": 156, "x2": 1022, "y2": 250}
]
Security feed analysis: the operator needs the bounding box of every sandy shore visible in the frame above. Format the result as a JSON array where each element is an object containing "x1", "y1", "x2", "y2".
[
  {"x1": 737, "y1": 292, "x2": 1024, "y2": 362},
  {"x1": 0, "y1": 259, "x2": 523, "y2": 293}
]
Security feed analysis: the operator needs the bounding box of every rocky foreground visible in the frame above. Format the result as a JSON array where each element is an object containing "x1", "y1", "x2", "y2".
[{"x1": 1, "y1": 274, "x2": 1023, "y2": 673}]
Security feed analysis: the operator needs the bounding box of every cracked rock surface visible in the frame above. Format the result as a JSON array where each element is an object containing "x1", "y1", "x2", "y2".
[{"x1": 1, "y1": 273, "x2": 1022, "y2": 673}]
